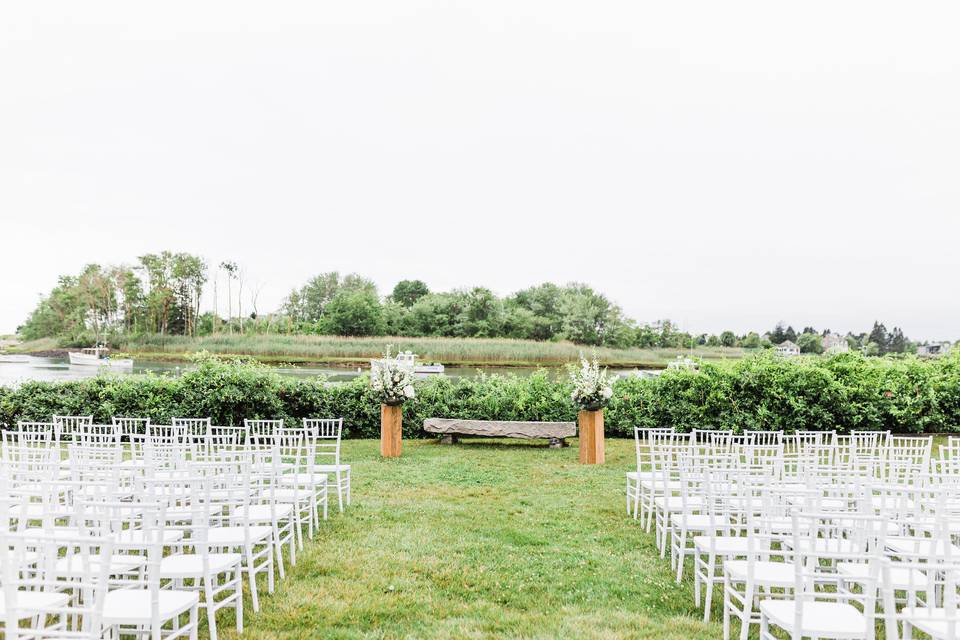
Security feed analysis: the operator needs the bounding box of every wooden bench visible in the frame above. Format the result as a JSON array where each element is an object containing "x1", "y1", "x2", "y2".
[{"x1": 423, "y1": 418, "x2": 576, "y2": 448}]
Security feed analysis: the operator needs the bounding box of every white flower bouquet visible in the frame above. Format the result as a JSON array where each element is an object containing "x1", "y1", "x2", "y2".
[
  {"x1": 371, "y1": 348, "x2": 417, "y2": 406},
  {"x1": 569, "y1": 355, "x2": 613, "y2": 411}
]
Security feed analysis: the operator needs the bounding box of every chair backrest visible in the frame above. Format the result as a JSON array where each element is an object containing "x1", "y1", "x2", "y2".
[
  {"x1": 112, "y1": 416, "x2": 151, "y2": 437},
  {"x1": 76, "y1": 423, "x2": 121, "y2": 446},
  {"x1": 52, "y1": 415, "x2": 94, "y2": 440},
  {"x1": 744, "y1": 430, "x2": 784, "y2": 446},
  {"x1": 633, "y1": 427, "x2": 674, "y2": 473},
  {"x1": 245, "y1": 419, "x2": 284, "y2": 442},
  {"x1": 303, "y1": 418, "x2": 344, "y2": 465},
  {"x1": 171, "y1": 417, "x2": 212, "y2": 439},
  {"x1": 14, "y1": 421, "x2": 56, "y2": 444}
]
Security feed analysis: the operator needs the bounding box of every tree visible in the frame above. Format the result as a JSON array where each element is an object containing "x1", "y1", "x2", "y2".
[
  {"x1": 391, "y1": 280, "x2": 430, "y2": 307},
  {"x1": 741, "y1": 332, "x2": 762, "y2": 349},
  {"x1": 868, "y1": 322, "x2": 889, "y2": 354},
  {"x1": 797, "y1": 332, "x2": 823, "y2": 354},
  {"x1": 505, "y1": 283, "x2": 566, "y2": 341},
  {"x1": 888, "y1": 327, "x2": 908, "y2": 354},
  {"x1": 719, "y1": 331, "x2": 737, "y2": 347},
  {"x1": 318, "y1": 290, "x2": 384, "y2": 336}
]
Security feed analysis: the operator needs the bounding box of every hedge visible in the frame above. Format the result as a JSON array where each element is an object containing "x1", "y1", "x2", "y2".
[{"x1": 1, "y1": 352, "x2": 958, "y2": 437}]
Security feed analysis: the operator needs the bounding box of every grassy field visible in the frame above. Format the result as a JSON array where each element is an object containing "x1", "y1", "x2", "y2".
[
  {"x1": 215, "y1": 438, "x2": 718, "y2": 640},
  {"x1": 93, "y1": 334, "x2": 748, "y2": 368}
]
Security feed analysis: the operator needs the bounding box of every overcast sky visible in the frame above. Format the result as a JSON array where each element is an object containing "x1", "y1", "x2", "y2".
[{"x1": 2, "y1": 1, "x2": 958, "y2": 340}]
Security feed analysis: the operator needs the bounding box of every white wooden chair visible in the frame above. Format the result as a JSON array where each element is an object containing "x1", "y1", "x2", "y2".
[{"x1": 304, "y1": 418, "x2": 351, "y2": 512}]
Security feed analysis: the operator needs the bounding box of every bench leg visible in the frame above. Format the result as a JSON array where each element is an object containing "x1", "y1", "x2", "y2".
[
  {"x1": 549, "y1": 437, "x2": 566, "y2": 449},
  {"x1": 439, "y1": 434, "x2": 459, "y2": 445}
]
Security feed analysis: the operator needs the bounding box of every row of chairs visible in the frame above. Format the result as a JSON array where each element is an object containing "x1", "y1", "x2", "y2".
[
  {"x1": 9, "y1": 416, "x2": 352, "y2": 513},
  {"x1": 626, "y1": 428, "x2": 959, "y2": 640},
  {"x1": 1, "y1": 419, "x2": 348, "y2": 639}
]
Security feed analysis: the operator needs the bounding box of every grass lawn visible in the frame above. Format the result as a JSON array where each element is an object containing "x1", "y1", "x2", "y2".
[{"x1": 217, "y1": 438, "x2": 718, "y2": 640}]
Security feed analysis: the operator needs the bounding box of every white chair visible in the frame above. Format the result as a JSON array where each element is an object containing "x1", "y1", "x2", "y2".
[
  {"x1": 101, "y1": 502, "x2": 201, "y2": 640},
  {"x1": 1, "y1": 528, "x2": 116, "y2": 639},
  {"x1": 304, "y1": 418, "x2": 351, "y2": 512},
  {"x1": 627, "y1": 427, "x2": 673, "y2": 520},
  {"x1": 759, "y1": 512, "x2": 883, "y2": 640}
]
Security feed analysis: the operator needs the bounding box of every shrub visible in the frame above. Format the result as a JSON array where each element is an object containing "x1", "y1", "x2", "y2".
[{"x1": 1, "y1": 352, "x2": 958, "y2": 436}]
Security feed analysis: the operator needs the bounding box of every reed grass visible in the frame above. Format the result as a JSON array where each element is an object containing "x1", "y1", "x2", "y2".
[{"x1": 116, "y1": 334, "x2": 747, "y2": 367}]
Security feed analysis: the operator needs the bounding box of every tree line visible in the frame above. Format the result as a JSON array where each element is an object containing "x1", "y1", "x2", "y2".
[{"x1": 17, "y1": 256, "x2": 950, "y2": 353}]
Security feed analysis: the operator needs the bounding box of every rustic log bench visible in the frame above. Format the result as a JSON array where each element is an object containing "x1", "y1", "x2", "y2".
[{"x1": 423, "y1": 418, "x2": 576, "y2": 448}]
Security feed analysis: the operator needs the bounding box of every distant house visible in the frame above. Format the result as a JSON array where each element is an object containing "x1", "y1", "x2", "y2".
[
  {"x1": 822, "y1": 333, "x2": 850, "y2": 354},
  {"x1": 917, "y1": 342, "x2": 953, "y2": 357},
  {"x1": 775, "y1": 340, "x2": 801, "y2": 357}
]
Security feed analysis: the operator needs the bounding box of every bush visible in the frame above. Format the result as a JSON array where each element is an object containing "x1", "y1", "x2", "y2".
[{"x1": 1, "y1": 352, "x2": 959, "y2": 436}]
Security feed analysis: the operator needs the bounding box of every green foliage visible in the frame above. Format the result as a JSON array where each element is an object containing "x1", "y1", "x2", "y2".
[
  {"x1": 317, "y1": 290, "x2": 385, "y2": 337},
  {"x1": 796, "y1": 332, "x2": 823, "y2": 354},
  {"x1": 390, "y1": 279, "x2": 430, "y2": 307},
  {"x1": 3, "y1": 352, "x2": 958, "y2": 436}
]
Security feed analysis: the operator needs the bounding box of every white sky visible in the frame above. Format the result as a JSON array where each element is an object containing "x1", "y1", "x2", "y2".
[{"x1": 1, "y1": 1, "x2": 958, "y2": 339}]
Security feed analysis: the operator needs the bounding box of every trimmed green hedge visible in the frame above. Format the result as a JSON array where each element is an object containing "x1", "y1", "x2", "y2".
[{"x1": 1, "y1": 353, "x2": 958, "y2": 437}]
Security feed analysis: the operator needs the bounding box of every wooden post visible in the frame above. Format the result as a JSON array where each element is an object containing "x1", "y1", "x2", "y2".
[
  {"x1": 380, "y1": 403, "x2": 403, "y2": 458},
  {"x1": 578, "y1": 409, "x2": 605, "y2": 464}
]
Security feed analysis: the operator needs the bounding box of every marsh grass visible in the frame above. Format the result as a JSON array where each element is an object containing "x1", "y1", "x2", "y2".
[
  {"x1": 115, "y1": 334, "x2": 747, "y2": 368},
  {"x1": 214, "y1": 438, "x2": 720, "y2": 639}
]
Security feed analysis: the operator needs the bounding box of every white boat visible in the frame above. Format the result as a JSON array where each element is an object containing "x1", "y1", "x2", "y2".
[
  {"x1": 0, "y1": 354, "x2": 29, "y2": 363},
  {"x1": 372, "y1": 351, "x2": 445, "y2": 375},
  {"x1": 68, "y1": 347, "x2": 134, "y2": 369},
  {"x1": 666, "y1": 356, "x2": 698, "y2": 371}
]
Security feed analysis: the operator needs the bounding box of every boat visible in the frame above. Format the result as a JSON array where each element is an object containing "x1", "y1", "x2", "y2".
[
  {"x1": 372, "y1": 351, "x2": 445, "y2": 375},
  {"x1": 666, "y1": 356, "x2": 698, "y2": 371},
  {"x1": 67, "y1": 347, "x2": 134, "y2": 369},
  {"x1": 0, "y1": 354, "x2": 29, "y2": 363}
]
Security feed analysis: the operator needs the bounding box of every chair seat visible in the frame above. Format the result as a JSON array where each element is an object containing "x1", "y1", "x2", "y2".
[
  {"x1": 103, "y1": 589, "x2": 199, "y2": 625},
  {"x1": 641, "y1": 479, "x2": 681, "y2": 491},
  {"x1": 160, "y1": 552, "x2": 242, "y2": 578},
  {"x1": 887, "y1": 537, "x2": 960, "y2": 556},
  {"x1": 313, "y1": 464, "x2": 350, "y2": 473},
  {"x1": 0, "y1": 591, "x2": 71, "y2": 618},
  {"x1": 694, "y1": 536, "x2": 770, "y2": 555},
  {"x1": 900, "y1": 607, "x2": 960, "y2": 639},
  {"x1": 672, "y1": 514, "x2": 728, "y2": 531},
  {"x1": 55, "y1": 554, "x2": 146, "y2": 576},
  {"x1": 115, "y1": 529, "x2": 184, "y2": 545},
  {"x1": 280, "y1": 473, "x2": 329, "y2": 486},
  {"x1": 726, "y1": 560, "x2": 796, "y2": 586},
  {"x1": 759, "y1": 599, "x2": 866, "y2": 637},
  {"x1": 272, "y1": 490, "x2": 316, "y2": 503},
  {"x1": 626, "y1": 471, "x2": 655, "y2": 481},
  {"x1": 837, "y1": 562, "x2": 929, "y2": 590},
  {"x1": 207, "y1": 525, "x2": 273, "y2": 546},
  {"x1": 654, "y1": 496, "x2": 703, "y2": 511},
  {"x1": 234, "y1": 503, "x2": 294, "y2": 522}
]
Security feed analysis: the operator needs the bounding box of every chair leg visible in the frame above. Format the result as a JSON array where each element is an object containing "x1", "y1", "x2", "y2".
[
  {"x1": 703, "y1": 554, "x2": 715, "y2": 621},
  {"x1": 189, "y1": 604, "x2": 199, "y2": 640},
  {"x1": 204, "y1": 576, "x2": 219, "y2": 640},
  {"x1": 246, "y1": 549, "x2": 260, "y2": 613},
  {"x1": 335, "y1": 470, "x2": 344, "y2": 512}
]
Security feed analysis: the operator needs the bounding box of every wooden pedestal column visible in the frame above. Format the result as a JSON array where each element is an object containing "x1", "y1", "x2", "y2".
[
  {"x1": 578, "y1": 409, "x2": 605, "y2": 465},
  {"x1": 380, "y1": 403, "x2": 403, "y2": 458}
]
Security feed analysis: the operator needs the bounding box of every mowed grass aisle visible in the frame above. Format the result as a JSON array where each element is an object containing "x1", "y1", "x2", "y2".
[{"x1": 219, "y1": 439, "x2": 721, "y2": 640}]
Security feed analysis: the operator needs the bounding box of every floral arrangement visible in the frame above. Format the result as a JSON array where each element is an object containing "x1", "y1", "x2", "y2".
[
  {"x1": 371, "y1": 348, "x2": 416, "y2": 406},
  {"x1": 569, "y1": 355, "x2": 613, "y2": 411}
]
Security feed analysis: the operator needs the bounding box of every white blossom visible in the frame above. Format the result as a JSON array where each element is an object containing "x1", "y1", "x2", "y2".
[
  {"x1": 569, "y1": 354, "x2": 614, "y2": 410},
  {"x1": 371, "y1": 346, "x2": 417, "y2": 405}
]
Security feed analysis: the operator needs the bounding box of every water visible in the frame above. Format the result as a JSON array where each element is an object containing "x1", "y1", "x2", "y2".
[{"x1": 0, "y1": 356, "x2": 656, "y2": 387}]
